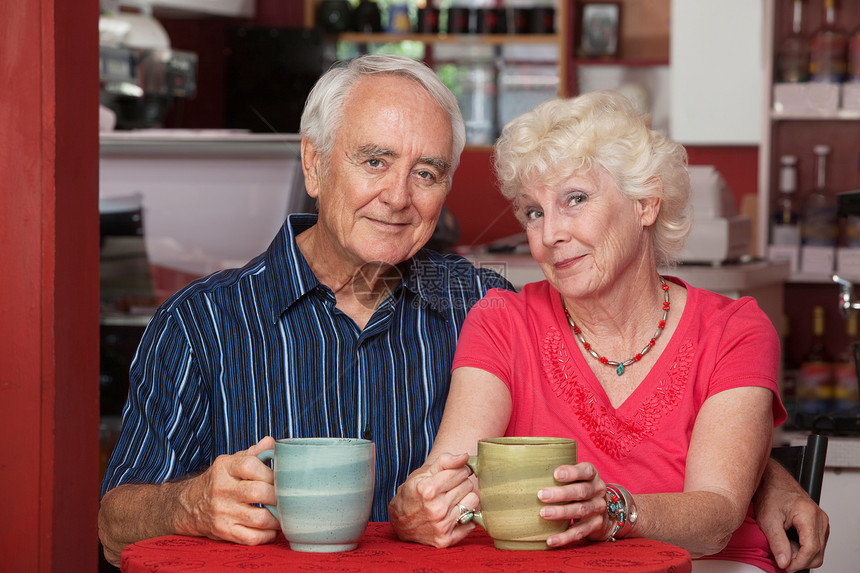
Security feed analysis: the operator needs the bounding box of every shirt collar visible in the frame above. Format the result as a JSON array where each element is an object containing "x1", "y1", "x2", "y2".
[
  {"x1": 402, "y1": 250, "x2": 462, "y2": 316},
  {"x1": 263, "y1": 214, "x2": 454, "y2": 322},
  {"x1": 263, "y1": 213, "x2": 323, "y2": 323}
]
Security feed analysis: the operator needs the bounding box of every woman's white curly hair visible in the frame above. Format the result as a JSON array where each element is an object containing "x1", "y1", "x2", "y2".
[{"x1": 493, "y1": 90, "x2": 692, "y2": 266}]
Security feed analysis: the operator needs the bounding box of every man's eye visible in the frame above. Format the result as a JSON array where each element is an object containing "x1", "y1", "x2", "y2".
[
  {"x1": 416, "y1": 170, "x2": 436, "y2": 181},
  {"x1": 367, "y1": 158, "x2": 383, "y2": 168}
]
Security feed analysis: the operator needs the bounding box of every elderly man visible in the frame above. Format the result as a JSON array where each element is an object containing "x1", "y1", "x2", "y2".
[{"x1": 99, "y1": 55, "x2": 827, "y2": 572}]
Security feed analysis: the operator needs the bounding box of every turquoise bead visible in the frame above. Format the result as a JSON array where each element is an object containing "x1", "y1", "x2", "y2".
[{"x1": 616, "y1": 364, "x2": 625, "y2": 376}]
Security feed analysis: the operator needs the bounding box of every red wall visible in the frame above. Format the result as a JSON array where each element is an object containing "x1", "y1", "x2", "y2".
[
  {"x1": 0, "y1": 0, "x2": 101, "y2": 570},
  {"x1": 687, "y1": 146, "x2": 759, "y2": 208},
  {"x1": 445, "y1": 149, "x2": 521, "y2": 249}
]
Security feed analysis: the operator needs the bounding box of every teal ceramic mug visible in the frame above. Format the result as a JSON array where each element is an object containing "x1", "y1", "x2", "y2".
[
  {"x1": 465, "y1": 437, "x2": 577, "y2": 550},
  {"x1": 257, "y1": 437, "x2": 375, "y2": 552}
]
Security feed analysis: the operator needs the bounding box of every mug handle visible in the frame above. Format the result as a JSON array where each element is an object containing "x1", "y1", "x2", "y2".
[
  {"x1": 256, "y1": 449, "x2": 278, "y2": 518},
  {"x1": 463, "y1": 456, "x2": 485, "y2": 528}
]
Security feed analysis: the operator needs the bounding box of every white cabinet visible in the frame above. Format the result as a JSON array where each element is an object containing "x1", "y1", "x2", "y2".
[{"x1": 669, "y1": 0, "x2": 764, "y2": 144}]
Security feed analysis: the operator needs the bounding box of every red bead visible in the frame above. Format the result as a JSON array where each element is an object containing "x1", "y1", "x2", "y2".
[{"x1": 562, "y1": 281, "x2": 670, "y2": 371}]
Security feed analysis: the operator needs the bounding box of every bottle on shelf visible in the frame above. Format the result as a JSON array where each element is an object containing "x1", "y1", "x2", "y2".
[
  {"x1": 352, "y1": 0, "x2": 382, "y2": 34},
  {"x1": 771, "y1": 155, "x2": 801, "y2": 246},
  {"x1": 809, "y1": 0, "x2": 848, "y2": 83},
  {"x1": 387, "y1": 0, "x2": 411, "y2": 34},
  {"x1": 781, "y1": 314, "x2": 799, "y2": 426},
  {"x1": 801, "y1": 144, "x2": 837, "y2": 247},
  {"x1": 797, "y1": 305, "x2": 834, "y2": 417},
  {"x1": 777, "y1": 0, "x2": 810, "y2": 83},
  {"x1": 833, "y1": 311, "x2": 860, "y2": 411},
  {"x1": 850, "y1": 21, "x2": 860, "y2": 82},
  {"x1": 837, "y1": 153, "x2": 860, "y2": 249}
]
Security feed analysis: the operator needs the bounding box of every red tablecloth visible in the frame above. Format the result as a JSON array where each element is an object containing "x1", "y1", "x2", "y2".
[{"x1": 121, "y1": 522, "x2": 691, "y2": 572}]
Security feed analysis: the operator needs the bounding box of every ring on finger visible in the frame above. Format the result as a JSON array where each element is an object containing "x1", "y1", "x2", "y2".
[{"x1": 456, "y1": 503, "x2": 475, "y2": 525}]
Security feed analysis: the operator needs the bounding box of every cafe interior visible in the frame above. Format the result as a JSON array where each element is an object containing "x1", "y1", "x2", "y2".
[{"x1": 4, "y1": 0, "x2": 860, "y2": 570}]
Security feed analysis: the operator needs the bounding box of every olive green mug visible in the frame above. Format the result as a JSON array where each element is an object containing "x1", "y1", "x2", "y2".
[{"x1": 466, "y1": 437, "x2": 577, "y2": 550}]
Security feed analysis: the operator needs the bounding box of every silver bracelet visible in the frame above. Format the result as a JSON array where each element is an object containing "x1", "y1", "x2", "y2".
[{"x1": 605, "y1": 483, "x2": 638, "y2": 542}]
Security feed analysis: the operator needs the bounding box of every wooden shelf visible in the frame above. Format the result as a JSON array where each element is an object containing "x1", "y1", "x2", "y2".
[
  {"x1": 575, "y1": 58, "x2": 669, "y2": 67},
  {"x1": 336, "y1": 32, "x2": 560, "y2": 46},
  {"x1": 771, "y1": 109, "x2": 860, "y2": 121},
  {"x1": 788, "y1": 272, "x2": 860, "y2": 285},
  {"x1": 149, "y1": 0, "x2": 254, "y2": 18}
]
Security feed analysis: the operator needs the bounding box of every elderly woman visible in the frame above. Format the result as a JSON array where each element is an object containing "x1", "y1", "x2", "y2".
[{"x1": 389, "y1": 91, "x2": 793, "y2": 572}]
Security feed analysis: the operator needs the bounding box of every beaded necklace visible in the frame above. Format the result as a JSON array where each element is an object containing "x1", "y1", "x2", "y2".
[{"x1": 562, "y1": 277, "x2": 670, "y2": 376}]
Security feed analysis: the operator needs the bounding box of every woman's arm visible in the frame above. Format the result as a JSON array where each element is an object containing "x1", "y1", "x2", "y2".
[
  {"x1": 639, "y1": 385, "x2": 773, "y2": 556},
  {"x1": 388, "y1": 367, "x2": 513, "y2": 547},
  {"x1": 539, "y1": 385, "x2": 774, "y2": 556}
]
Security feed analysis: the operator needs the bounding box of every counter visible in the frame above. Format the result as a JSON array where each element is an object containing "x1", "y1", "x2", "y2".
[{"x1": 465, "y1": 253, "x2": 789, "y2": 293}]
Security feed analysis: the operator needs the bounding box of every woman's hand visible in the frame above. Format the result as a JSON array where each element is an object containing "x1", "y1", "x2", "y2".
[
  {"x1": 535, "y1": 462, "x2": 611, "y2": 547},
  {"x1": 388, "y1": 452, "x2": 480, "y2": 548}
]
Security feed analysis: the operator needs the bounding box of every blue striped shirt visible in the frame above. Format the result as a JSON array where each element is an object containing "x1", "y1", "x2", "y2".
[{"x1": 101, "y1": 214, "x2": 512, "y2": 521}]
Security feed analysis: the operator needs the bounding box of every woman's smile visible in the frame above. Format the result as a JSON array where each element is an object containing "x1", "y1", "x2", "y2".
[{"x1": 554, "y1": 254, "x2": 586, "y2": 270}]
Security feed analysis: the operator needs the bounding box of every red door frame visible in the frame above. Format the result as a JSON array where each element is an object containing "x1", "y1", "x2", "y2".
[{"x1": 0, "y1": 0, "x2": 100, "y2": 570}]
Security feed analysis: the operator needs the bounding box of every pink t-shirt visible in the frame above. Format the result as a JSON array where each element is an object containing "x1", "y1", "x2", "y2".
[{"x1": 453, "y1": 277, "x2": 787, "y2": 573}]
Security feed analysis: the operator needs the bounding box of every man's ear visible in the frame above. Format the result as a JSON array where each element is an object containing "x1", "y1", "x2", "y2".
[
  {"x1": 301, "y1": 138, "x2": 321, "y2": 199},
  {"x1": 637, "y1": 177, "x2": 663, "y2": 227}
]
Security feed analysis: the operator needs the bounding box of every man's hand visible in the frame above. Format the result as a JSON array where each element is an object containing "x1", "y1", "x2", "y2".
[
  {"x1": 99, "y1": 436, "x2": 280, "y2": 566},
  {"x1": 754, "y1": 458, "x2": 829, "y2": 572},
  {"x1": 388, "y1": 453, "x2": 478, "y2": 548},
  {"x1": 175, "y1": 436, "x2": 281, "y2": 544}
]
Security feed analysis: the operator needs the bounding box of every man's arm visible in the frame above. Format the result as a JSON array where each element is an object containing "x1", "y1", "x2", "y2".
[
  {"x1": 754, "y1": 457, "x2": 829, "y2": 573},
  {"x1": 98, "y1": 437, "x2": 280, "y2": 566}
]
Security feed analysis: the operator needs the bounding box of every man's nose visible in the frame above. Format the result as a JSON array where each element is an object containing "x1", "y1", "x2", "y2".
[{"x1": 378, "y1": 175, "x2": 411, "y2": 209}]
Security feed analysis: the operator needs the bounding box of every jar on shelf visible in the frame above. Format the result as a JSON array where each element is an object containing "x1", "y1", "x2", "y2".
[
  {"x1": 498, "y1": 43, "x2": 559, "y2": 129},
  {"x1": 317, "y1": 0, "x2": 353, "y2": 34},
  {"x1": 434, "y1": 43, "x2": 498, "y2": 146}
]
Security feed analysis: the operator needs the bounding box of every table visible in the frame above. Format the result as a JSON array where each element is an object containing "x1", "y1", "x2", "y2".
[{"x1": 121, "y1": 522, "x2": 692, "y2": 572}]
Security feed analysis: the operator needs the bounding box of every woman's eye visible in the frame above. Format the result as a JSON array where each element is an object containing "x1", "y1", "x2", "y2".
[
  {"x1": 525, "y1": 208, "x2": 543, "y2": 221},
  {"x1": 566, "y1": 192, "x2": 586, "y2": 207}
]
